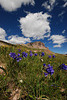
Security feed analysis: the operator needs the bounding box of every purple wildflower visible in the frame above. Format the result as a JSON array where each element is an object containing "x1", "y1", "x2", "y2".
[
  {"x1": 22, "y1": 52, "x2": 28, "y2": 58},
  {"x1": 25, "y1": 53, "x2": 28, "y2": 58},
  {"x1": 52, "y1": 55, "x2": 55, "y2": 58},
  {"x1": 46, "y1": 66, "x2": 54, "y2": 75},
  {"x1": 44, "y1": 72, "x2": 48, "y2": 77},
  {"x1": 18, "y1": 49, "x2": 21, "y2": 52},
  {"x1": 59, "y1": 64, "x2": 67, "y2": 70},
  {"x1": 9, "y1": 52, "x2": 12, "y2": 56},
  {"x1": 9, "y1": 52, "x2": 17, "y2": 59},
  {"x1": 34, "y1": 53, "x2": 37, "y2": 56},
  {"x1": 22, "y1": 52, "x2": 26, "y2": 55},
  {"x1": 29, "y1": 50, "x2": 32, "y2": 53},
  {"x1": 43, "y1": 64, "x2": 46, "y2": 66},
  {"x1": 29, "y1": 53, "x2": 33, "y2": 57},
  {"x1": 17, "y1": 53, "x2": 20, "y2": 57},
  {"x1": 41, "y1": 52, "x2": 45, "y2": 56},
  {"x1": 48, "y1": 64, "x2": 51, "y2": 67},
  {"x1": 9, "y1": 52, "x2": 22, "y2": 62},
  {"x1": 16, "y1": 57, "x2": 22, "y2": 62},
  {"x1": 48, "y1": 55, "x2": 51, "y2": 58},
  {"x1": 43, "y1": 64, "x2": 46, "y2": 69}
]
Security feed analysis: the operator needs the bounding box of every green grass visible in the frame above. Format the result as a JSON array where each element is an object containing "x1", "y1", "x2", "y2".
[{"x1": 0, "y1": 45, "x2": 67, "y2": 100}]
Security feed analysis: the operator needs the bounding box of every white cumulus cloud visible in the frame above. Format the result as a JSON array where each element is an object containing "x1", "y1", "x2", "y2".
[
  {"x1": 0, "y1": 27, "x2": 7, "y2": 40},
  {"x1": 8, "y1": 35, "x2": 31, "y2": 44},
  {"x1": 0, "y1": 0, "x2": 35, "y2": 12},
  {"x1": 48, "y1": 35, "x2": 67, "y2": 47},
  {"x1": 0, "y1": 27, "x2": 31, "y2": 44},
  {"x1": 42, "y1": 0, "x2": 56, "y2": 11},
  {"x1": 19, "y1": 12, "x2": 51, "y2": 40},
  {"x1": 53, "y1": 44, "x2": 61, "y2": 47}
]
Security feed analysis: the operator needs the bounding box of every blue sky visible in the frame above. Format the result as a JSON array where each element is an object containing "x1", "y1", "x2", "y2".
[{"x1": 0, "y1": 0, "x2": 67, "y2": 54}]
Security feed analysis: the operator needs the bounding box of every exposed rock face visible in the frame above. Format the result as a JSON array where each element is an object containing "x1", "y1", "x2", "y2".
[
  {"x1": 25, "y1": 41, "x2": 55, "y2": 54},
  {"x1": 26, "y1": 41, "x2": 47, "y2": 49},
  {"x1": 26, "y1": 41, "x2": 55, "y2": 54},
  {"x1": 27, "y1": 41, "x2": 45, "y2": 46}
]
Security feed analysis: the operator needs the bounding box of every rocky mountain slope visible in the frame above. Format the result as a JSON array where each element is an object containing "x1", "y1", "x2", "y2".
[
  {"x1": 21, "y1": 41, "x2": 55, "y2": 54},
  {"x1": 0, "y1": 40, "x2": 55, "y2": 54}
]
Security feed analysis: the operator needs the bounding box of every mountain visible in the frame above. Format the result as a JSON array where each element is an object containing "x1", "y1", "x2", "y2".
[
  {"x1": 26, "y1": 41, "x2": 46, "y2": 49},
  {"x1": 22, "y1": 41, "x2": 55, "y2": 54},
  {"x1": 0, "y1": 40, "x2": 55, "y2": 54}
]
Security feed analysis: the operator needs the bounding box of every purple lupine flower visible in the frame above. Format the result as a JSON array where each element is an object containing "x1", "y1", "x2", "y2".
[
  {"x1": 34, "y1": 53, "x2": 37, "y2": 56},
  {"x1": 16, "y1": 57, "x2": 22, "y2": 62},
  {"x1": 43, "y1": 64, "x2": 46, "y2": 69},
  {"x1": 22, "y1": 52, "x2": 26, "y2": 55},
  {"x1": 46, "y1": 66, "x2": 54, "y2": 75},
  {"x1": 48, "y1": 64, "x2": 51, "y2": 67},
  {"x1": 29, "y1": 53, "x2": 33, "y2": 57},
  {"x1": 9, "y1": 52, "x2": 17, "y2": 59},
  {"x1": 9, "y1": 52, "x2": 22, "y2": 62},
  {"x1": 50, "y1": 69, "x2": 54, "y2": 75},
  {"x1": 48, "y1": 55, "x2": 51, "y2": 58},
  {"x1": 43, "y1": 64, "x2": 46, "y2": 66},
  {"x1": 29, "y1": 50, "x2": 32, "y2": 53},
  {"x1": 25, "y1": 53, "x2": 28, "y2": 58},
  {"x1": 17, "y1": 53, "x2": 20, "y2": 57},
  {"x1": 52, "y1": 55, "x2": 55, "y2": 58},
  {"x1": 41, "y1": 52, "x2": 45, "y2": 56},
  {"x1": 18, "y1": 49, "x2": 21, "y2": 52},
  {"x1": 22, "y1": 52, "x2": 28, "y2": 58},
  {"x1": 9, "y1": 52, "x2": 12, "y2": 56},
  {"x1": 44, "y1": 72, "x2": 48, "y2": 77},
  {"x1": 59, "y1": 64, "x2": 67, "y2": 70}
]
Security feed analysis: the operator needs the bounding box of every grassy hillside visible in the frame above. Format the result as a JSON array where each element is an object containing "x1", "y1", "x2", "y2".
[{"x1": 0, "y1": 45, "x2": 67, "y2": 100}]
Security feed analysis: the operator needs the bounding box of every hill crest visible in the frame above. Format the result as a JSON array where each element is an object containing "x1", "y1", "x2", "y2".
[{"x1": 0, "y1": 40, "x2": 54, "y2": 54}]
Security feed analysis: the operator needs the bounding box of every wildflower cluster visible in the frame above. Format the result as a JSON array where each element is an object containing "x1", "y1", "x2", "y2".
[
  {"x1": 29, "y1": 51, "x2": 33, "y2": 57},
  {"x1": 22, "y1": 52, "x2": 28, "y2": 58},
  {"x1": 9, "y1": 52, "x2": 22, "y2": 62},
  {"x1": 43, "y1": 64, "x2": 54, "y2": 77},
  {"x1": 46, "y1": 65, "x2": 54, "y2": 75},
  {"x1": 9, "y1": 52, "x2": 17, "y2": 59},
  {"x1": 48, "y1": 55, "x2": 55, "y2": 58},
  {"x1": 59, "y1": 63, "x2": 67, "y2": 70},
  {"x1": 9, "y1": 50, "x2": 67, "y2": 77}
]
